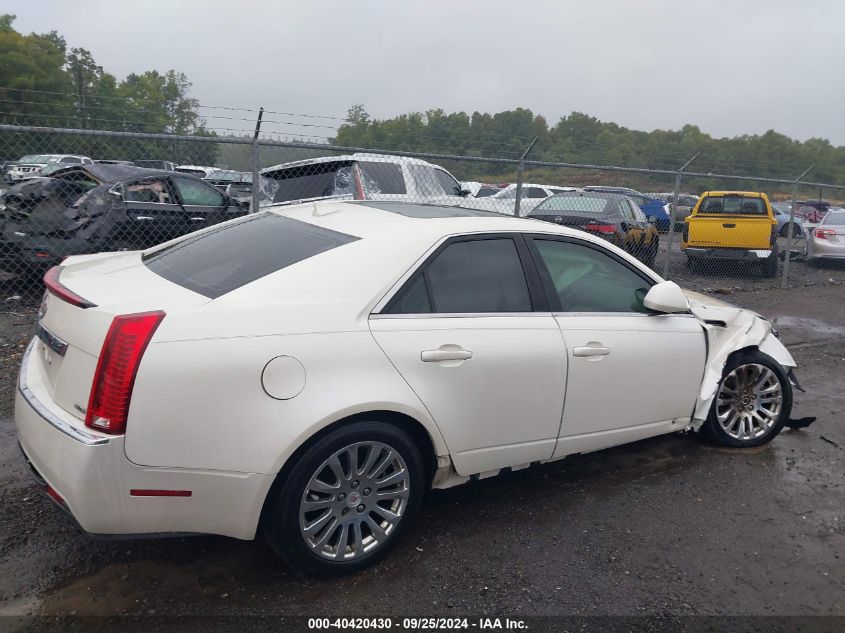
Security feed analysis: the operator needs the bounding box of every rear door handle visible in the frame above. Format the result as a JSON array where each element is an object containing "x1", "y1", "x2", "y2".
[
  {"x1": 573, "y1": 346, "x2": 611, "y2": 357},
  {"x1": 421, "y1": 349, "x2": 473, "y2": 362},
  {"x1": 723, "y1": 223, "x2": 736, "y2": 228}
]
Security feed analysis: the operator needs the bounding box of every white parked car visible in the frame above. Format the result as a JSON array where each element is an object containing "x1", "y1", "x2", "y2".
[
  {"x1": 465, "y1": 183, "x2": 577, "y2": 215},
  {"x1": 261, "y1": 153, "x2": 468, "y2": 207},
  {"x1": 174, "y1": 165, "x2": 219, "y2": 178},
  {"x1": 5, "y1": 154, "x2": 94, "y2": 182},
  {"x1": 17, "y1": 200, "x2": 808, "y2": 576},
  {"x1": 806, "y1": 208, "x2": 845, "y2": 261}
]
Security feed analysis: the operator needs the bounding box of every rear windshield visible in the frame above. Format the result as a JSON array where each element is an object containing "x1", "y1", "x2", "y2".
[
  {"x1": 698, "y1": 196, "x2": 767, "y2": 216},
  {"x1": 269, "y1": 161, "x2": 406, "y2": 204},
  {"x1": 823, "y1": 211, "x2": 845, "y2": 225},
  {"x1": 143, "y1": 213, "x2": 359, "y2": 298},
  {"x1": 533, "y1": 196, "x2": 611, "y2": 214}
]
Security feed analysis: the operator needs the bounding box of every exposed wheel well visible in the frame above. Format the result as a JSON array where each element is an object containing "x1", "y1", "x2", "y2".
[{"x1": 257, "y1": 410, "x2": 438, "y2": 531}]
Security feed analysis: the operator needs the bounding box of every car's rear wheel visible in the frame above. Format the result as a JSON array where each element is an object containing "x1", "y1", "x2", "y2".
[
  {"x1": 701, "y1": 350, "x2": 791, "y2": 448},
  {"x1": 761, "y1": 244, "x2": 779, "y2": 278},
  {"x1": 263, "y1": 421, "x2": 425, "y2": 577},
  {"x1": 779, "y1": 223, "x2": 803, "y2": 238}
]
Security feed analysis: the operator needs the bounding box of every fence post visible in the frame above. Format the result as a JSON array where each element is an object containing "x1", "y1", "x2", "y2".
[
  {"x1": 781, "y1": 165, "x2": 814, "y2": 288},
  {"x1": 661, "y1": 153, "x2": 699, "y2": 279},
  {"x1": 513, "y1": 137, "x2": 537, "y2": 217},
  {"x1": 251, "y1": 107, "x2": 264, "y2": 213}
]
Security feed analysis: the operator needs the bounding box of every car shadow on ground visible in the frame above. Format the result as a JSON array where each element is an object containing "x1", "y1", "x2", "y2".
[{"x1": 15, "y1": 431, "x2": 726, "y2": 616}]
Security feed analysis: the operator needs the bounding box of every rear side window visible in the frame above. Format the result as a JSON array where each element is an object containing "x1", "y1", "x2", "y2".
[
  {"x1": 387, "y1": 238, "x2": 532, "y2": 314},
  {"x1": 144, "y1": 214, "x2": 359, "y2": 298},
  {"x1": 172, "y1": 176, "x2": 226, "y2": 207},
  {"x1": 359, "y1": 162, "x2": 406, "y2": 194},
  {"x1": 698, "y1": 196, "x2": 767, "y2": 216}
]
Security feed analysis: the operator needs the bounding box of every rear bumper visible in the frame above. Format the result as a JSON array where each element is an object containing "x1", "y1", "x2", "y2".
[
  {"x1": 683, "y1": 247, "x2": 772, "y2": 260},
  {"x1": 15, "y1": 339, "x2": 273, "y2": 540},
  {"x1": 808, "y1": 240, "x2": 845, "y2": 259}
]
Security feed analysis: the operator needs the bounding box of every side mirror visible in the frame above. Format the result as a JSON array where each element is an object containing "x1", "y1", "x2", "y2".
[
  {"x1": 457, "y1": 188, "x2": 472, "y2": 198},
  {"x1": 647, "y1": 215, "x2": 657, "y2": 225},
  {"x1": 643, "y1": 280, "x2": 689, "y2": 314}
]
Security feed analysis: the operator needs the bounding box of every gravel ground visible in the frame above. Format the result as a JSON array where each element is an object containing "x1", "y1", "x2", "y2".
[{"x1": 0, "y1": 268, "x2": 842, "y2": 627}]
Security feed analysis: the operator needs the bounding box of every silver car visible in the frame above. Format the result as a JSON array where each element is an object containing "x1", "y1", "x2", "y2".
[{"x1": 807, "y1": 208, "x2": 845, "y2": 261}]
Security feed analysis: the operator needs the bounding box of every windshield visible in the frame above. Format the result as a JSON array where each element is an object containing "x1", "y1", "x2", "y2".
[
  {"x1": 698, "y1": 196, "x2": 767, "y2": 216},
  {"x1": 534, "y1": 195, "x2": 611, "y2": 214},
  {"x1": 18, "y1": 155, "x2": 58, "y2": 164}
]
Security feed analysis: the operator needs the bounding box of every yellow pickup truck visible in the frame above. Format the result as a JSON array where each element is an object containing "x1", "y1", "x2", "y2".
[{"x1": 681, "y1": 191, "x2": 779, "y2": 277}]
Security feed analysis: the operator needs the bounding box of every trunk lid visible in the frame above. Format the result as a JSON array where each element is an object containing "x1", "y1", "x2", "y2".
[{"x1": 33, "y1": 252, "x2": 209, "y2": 422}]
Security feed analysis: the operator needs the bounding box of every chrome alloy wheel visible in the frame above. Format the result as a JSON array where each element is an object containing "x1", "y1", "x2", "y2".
[
  {"x1": 715, "y1": 363, "x2": 783, "y2": 441},
  {"x1": 299, "y1": 441, "x2": 410, "y2": 561}
]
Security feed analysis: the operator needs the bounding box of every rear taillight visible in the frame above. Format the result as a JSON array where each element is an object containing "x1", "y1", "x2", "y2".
[
  {"x1": 583, "y1": 223, "x2": 616, "y2": 235},
  {"x1": 43, "y1": 266, "x2": 96, "y2": 309},
  {"x1": 815, "y1": 228, "x2": 837, "y2": 240},
  {"x1": 85, "y1": 311, "x2": 165, "y2": 434}
]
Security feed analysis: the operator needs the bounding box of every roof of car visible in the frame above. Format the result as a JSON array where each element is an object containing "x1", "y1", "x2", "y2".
[
  {"x1": 700, "y1": 191, "x2": 767, "y2": 198},
  {"x1": 261, "y1": 153, "x2": 440, "y2": 175},
  {"x1": 48, "y1": 163, "x2": 173, "y2": 184},
  {"x1": 267, "y1": 199, "x2": 593, "y2": 243}
]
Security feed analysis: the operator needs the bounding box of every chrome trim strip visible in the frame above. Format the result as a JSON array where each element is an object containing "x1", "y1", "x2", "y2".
[
  {"x1": 36, "y1": 322, "x2": 68, "y2": 356},
  {"x1": 370, "y1": 312, "x2": 548, "y2": 320},
  {"x1": 17, "y1": 340, "x2": 110, "y2": 446}
]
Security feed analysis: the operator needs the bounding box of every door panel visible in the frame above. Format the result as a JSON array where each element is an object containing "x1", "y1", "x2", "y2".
[
  {"x1": 552, "y1": 314, "x2": 706, "y2": 458},
  {"x1": 370, "y1": 315, "x2": 567, "y2": 475}
]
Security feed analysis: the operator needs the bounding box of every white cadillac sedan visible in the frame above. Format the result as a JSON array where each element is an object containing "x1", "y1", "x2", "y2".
[{"x1": 16, "y1": 200, "x2": 807, "y2": 576}]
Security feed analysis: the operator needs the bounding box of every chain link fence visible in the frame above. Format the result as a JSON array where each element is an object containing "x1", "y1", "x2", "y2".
[{"x1": 1, "y1": 123, "x2": 844, "y2": 303}]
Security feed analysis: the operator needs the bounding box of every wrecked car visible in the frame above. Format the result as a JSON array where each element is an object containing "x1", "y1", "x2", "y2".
[
  {"x1": 15, "y1": 199, "x2": 812, "y2": 577},
  {"x1": 4, "y1": 154, "x2": 94, "y2": 183},
  {"x1": 0, "y1": 163, "x2": 248, "y2": 276}
]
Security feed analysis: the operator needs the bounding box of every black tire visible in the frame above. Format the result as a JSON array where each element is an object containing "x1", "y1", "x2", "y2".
[
  {"x1": 701, "y1": 350, "x2": 792, "y2": 448},
  {"x1": 263, "y1": 421, "x2": 426, "y2": 577},
  {"x1": 779, "y1": 223, "x2": 803, "y2": 238},
  {"x1": 761, "y1": 245, "x2": 779, "y2": 278},
  {"x1": 644, "y1": 237, "x2": 658, "y2": 268}
]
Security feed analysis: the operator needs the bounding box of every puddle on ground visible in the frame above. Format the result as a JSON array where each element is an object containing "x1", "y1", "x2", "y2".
[{"x1": 771, "y1": 315, "x2": 845, "y2": 338}]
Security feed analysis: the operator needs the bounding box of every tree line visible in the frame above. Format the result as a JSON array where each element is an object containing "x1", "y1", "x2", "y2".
[
  {"x1": 0, "y1": 14, "x2": 217, "y2": 165},
  {"x1": 333, "y1": 105, "x2": 845, "y2": 196}
]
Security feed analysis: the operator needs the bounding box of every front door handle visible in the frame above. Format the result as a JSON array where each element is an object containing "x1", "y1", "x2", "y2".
[
  {"x1": 421, "y1": 349, "x2": 473, "y2": 362},
  {"x1": 573, "y1": 345, "x2": 611, "y2": 357}
]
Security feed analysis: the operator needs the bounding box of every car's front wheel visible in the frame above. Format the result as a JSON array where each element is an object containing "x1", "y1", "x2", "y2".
[
  {"x1": 701, "y1": 351, "x2": 792, "y2": 448},
  {"x1": 263, "y1": 421, "x2": 425, "y2": 576}
]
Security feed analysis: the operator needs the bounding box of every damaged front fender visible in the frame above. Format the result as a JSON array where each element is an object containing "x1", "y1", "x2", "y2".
[{"x1": 686, "y1": 292, "x2": 796, "y2": 428}]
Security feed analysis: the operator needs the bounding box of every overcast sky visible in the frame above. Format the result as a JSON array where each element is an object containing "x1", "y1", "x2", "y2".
[{"x1": 9, "y1": 0, "x2": 844, "y2": 145}]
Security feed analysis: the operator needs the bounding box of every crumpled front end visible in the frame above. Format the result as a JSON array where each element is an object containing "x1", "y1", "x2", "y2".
[{"x1": 685, "y1": 291, "x2": 796, "y2": 428}]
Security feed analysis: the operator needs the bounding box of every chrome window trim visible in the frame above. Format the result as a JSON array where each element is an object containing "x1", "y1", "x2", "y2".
[
  {"x1": 370, "y1": 312, "x2": 549, "y2": 320},
  {"x1": 18, "y1": 339, "x2": 110, "y2": 446}
]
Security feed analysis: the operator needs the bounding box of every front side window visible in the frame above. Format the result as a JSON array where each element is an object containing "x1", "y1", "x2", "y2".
[
  {"x1": 532, "y1": 239, "x2": 652, "y2": 313},
  {"x1": 406, "y1": 164, "x2": 445, "y2": 197},
  {"x1": 434, "y1": 169, "x2": 462, "y2": 196},
  {"x1": 387, "y1": 238, "x2": 532, "y2": 314},
  {"x1": 172, "y1": 176, "x2": 226, "y2": 207}
]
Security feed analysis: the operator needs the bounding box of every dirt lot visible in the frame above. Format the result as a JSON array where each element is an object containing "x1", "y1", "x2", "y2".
[{"x1": 0, "y1": 273, "x2": 842, "y2": 627}]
